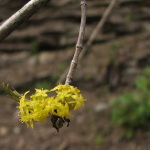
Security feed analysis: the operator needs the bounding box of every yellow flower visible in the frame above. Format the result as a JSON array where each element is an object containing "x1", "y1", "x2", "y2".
[
  {"x1": 50, "y1": 101, "x2": 72, "y2": 118},
  {"x1": 35, "y1": 88, "x2": 49, "y2": 96},
  {"x1": 19, "y1": 91, "x2": 30, "y2": 114},
  {"x1": 72, "y1": 94, "x2": 84, "y2": 110},
  {"x1": 51, "y1": 84, "x2": 85, "y2": 110},
  {"x1": 18, "y1": 84, "x2": 85, "y2": 128},
  {"x1": 63, "y1": 103, "x2": 72, "y2": 118}
]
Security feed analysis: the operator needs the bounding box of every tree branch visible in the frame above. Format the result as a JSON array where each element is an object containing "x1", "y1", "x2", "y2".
[
  {"x1": 65, "y1": 0, "x2": 87, "y2": 85},
  {"x1": 0, "y1": 0, "x2": 51, "y2": 43},
  {"x1": 57, "y1": 0, "x2": 117, "y2": 84},
  {"x1": 80, "y1": 0, "x2": 118, "y2": 58}
]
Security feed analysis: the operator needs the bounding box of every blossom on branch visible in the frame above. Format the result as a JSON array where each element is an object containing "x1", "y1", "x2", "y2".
[{"x1": 3, "y1": 83, "x2": 85, "y2": 133}]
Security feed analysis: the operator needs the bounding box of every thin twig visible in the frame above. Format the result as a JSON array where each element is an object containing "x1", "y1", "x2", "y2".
[
  {"x1": 57, "y1": 0, "x2": 117, "y2": 84},
  {"x1": 80, "y1": 0, "x2": 118, "y2": 57},
  {"x1": 0, "y1": 0, "x2": 51, "y2": 43},
  {"x1": 65, "y1": 0, "x2": 87, "y2": 85}
]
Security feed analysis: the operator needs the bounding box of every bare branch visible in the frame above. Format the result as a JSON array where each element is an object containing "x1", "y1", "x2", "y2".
[
  {"x1": 57, "y1": 0, "x2": 118, "y2": 84},
  {"x1": 0, "y1": 0, "x2": 51, "y2": 43},
  {"x1": 65, "y1": 0, "x2": 87, "y2": 85},
  {"x1": 80, "y1": 0, "x2": 118, "y2": 58}
]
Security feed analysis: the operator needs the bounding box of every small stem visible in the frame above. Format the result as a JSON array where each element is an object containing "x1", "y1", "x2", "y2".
[{"x1": 65, "y1": 0, "x2": 87, "y2": 85}]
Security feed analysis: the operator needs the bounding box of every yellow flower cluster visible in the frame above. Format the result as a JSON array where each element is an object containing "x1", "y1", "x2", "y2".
[{"x1": 18, "y1": 84, "x2": 85, "y2": 128}]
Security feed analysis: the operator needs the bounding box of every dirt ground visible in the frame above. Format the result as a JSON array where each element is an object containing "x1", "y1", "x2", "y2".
[{"x1": 1, "y1": 0, "x2": 150, "y2": 150}]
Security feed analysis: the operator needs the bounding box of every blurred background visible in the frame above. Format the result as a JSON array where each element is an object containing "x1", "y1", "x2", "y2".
[{"x1": 1, "y1": 0, "x2": 150, "y2": 149}]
